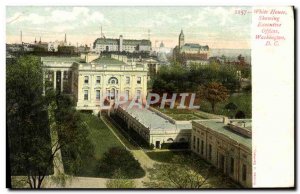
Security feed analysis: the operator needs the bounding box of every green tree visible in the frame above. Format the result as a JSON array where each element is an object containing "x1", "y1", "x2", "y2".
[
  {"x1": 199, "y1": 82, "x2": 229, "y2": 113},
  {"x1": 143, "y1": 156, "x2": 212, "y2": 188},
  {"x1": 98, "y1": 147, "x2": 145, "y2": 179},
  {"x1": 7, "y1": 55, "x2": 94, "y2": 188},
  {"x1": 7, "y1": 55, "x2": 53, "y2": 188}
]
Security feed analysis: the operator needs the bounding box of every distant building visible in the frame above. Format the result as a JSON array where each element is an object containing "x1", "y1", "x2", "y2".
[
  {"x1": 32, "y1": 37, "x2": 48, "y2": 52},
  {"x1": 174, "y1": 30, "x2": 210, "y2": 66},
  {"x1": 93, "y1": 35, "x2": 151, "y2": 53},
  {"x1": 191, "y1": 118, "x2": 252, "y2": 188},
  {"x1": 48, "y1": 34, "x2": 72, "y2": 53},
  {"x1": 76, "y1": 45, "x2": 90, "y2": 53}
]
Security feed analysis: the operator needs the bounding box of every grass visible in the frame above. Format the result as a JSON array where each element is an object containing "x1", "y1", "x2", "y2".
[
  {"x1": 153, "y1": 107, "x2": 206, "y2": 121},
  {"x1": 102, "y1": 115, "x2": 139, "y2": 150},
  {"x1": 146, "y1": 151, "x2": 191, "y2": 163},
  {"x1": 80, "y1": 113, "x2": 124, "y2": 159},
  {"x1": 146, "y1": 151, "x2": 240, "y2": 188},
  {"x1": 200, "y1": 92, "x2": 252, "y2": 118},
  {"x1": 62, "y1": 112, "x2": 124, "y2": 177}
]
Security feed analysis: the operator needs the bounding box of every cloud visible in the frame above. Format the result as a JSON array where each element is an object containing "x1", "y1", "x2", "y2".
[{"x1": 7, "y1": 7, "x2": 109, "y2": 27}]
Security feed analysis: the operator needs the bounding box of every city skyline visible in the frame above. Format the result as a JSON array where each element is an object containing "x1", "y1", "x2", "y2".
[{"x1": 6, "y1": 6, "x2": 252, "y2": 49}]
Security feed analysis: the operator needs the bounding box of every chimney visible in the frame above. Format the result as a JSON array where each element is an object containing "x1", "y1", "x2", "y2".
[{"x1": 223, "y1": 117, "x2": 229, "y2": 124}]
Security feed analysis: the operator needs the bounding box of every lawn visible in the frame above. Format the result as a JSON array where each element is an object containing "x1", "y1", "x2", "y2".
[
  {"x1": 146, "y1": 151, "x2": 240, "y2": 188},
  {"x1": 199, "y1": 92, "x2": 252, "y2": 118},
  {"x1": 153, "y1": 107, "x2": 206, "y2": 121},
  {"x1": 146, "y1": 150, "x2": 191, "y2": 163},
  {"x1": 62, "y1": 112, "x2": 124, "y2": 177},
  {"x1": 80, "y1": 113, "x2": 123, "y2": 159}
]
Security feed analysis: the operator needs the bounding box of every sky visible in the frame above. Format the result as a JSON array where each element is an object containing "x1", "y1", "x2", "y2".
[{"x1": 6, "y1": 6, "x2": 252, "y2": 49}]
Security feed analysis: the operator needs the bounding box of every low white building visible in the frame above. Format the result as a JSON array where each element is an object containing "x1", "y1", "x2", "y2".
[{"x1": 116, "y1": 103, "x2": 192, "y2": 148}]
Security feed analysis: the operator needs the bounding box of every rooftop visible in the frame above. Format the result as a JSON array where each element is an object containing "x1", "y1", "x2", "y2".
[
  {"x1": 94, "y1": 37, "x2": 151, "y2": 46},
  {"x1": 120, "y1": 103, "x2": 191, "y2": 132},
  {"x1": 182, "y1": 43, "x2": 209, "y2": 50},
  {"x1": 91, "y1": 57, "x2": 126, "y2": 65},
  {"x1": 193, "y1": 119, "x2": 252, "y2": 149},
  {"x1": 41, "y1": 56, "x2": 81, "y2": 63}
]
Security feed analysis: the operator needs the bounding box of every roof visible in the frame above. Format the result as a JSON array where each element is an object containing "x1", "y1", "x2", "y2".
[
  {"x1": 182, "y1": 43, "x2": 209, "y2": 50},
  {"x1": 120, "y1": 103, "x2": 191, "y2": 132},
  {"x1": 94, "y1": 38, "x2": 151, "y2": 46},
  {"x1": 193, "y1": 119, "x2": 252, "y2": 149},
  {"x1": 41, "y1": 56, "x2": 81, "y2": 63},
  {"x1": 121, "y1": 104, "x2": 175, "y2": 131},
  {"x1": 91, "y1": 57, "x2": 126, "y2": 65}
]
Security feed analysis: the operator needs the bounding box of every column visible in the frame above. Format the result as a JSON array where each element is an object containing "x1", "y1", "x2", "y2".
[
  {"x1": 71, "y1": 71, "x2": 74, "y2": 93},
  {"x1": 53, "y1": 70, "x2": 57, "y2": 90},
  {"x1": 61, "y1": 70, "x2": 64, "y2": 93},
  {"x1": 42, "y1": 70, "x2": 46, "y2": 96}
]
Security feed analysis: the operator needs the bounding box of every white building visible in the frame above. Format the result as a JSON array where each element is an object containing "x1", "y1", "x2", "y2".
[
  {"x1": 191, "y1": 118, "x2": 252, "y2": 187},
  {"x1": 41, "y1": 53, "x2": 148, "y2": 114},
  {"x1": 116, "y1": 103, "x2": 192, "y2": 148},
  {"x1": 93, "y1": 35, "x2": 151, "y2": 54}
]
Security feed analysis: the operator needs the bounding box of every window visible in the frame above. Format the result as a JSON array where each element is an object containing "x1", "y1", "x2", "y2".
[
  {"x1": 96, "y1": 90, "x2": 100, "y2": 100},
  {"x1": 137, "y1": 77, "x2": 141, "y2": 84},
  {"x1": 108, "y1": 77, "x2": 118, "y2": 84},
  {"x1": 84, "y1": 76, "x2": 89, "y2": 84},
  {"x1": 96, "y1": 76, "x2": 101, "y2": 84},
  {"x1": 84, "y1": 90, "x2": 88, "y2": 100},
  {"x1": 242, "y1": 164, "x2": 247, "y2": 181},
  {"x1": 208, "y1": 144, "x2": 212, "y2": 160},
  {"x1": 201, "y1": 140, "x2": 204, "y2": 155},
  {"x1": 196, "y1": 138, "x2": 199, "y2": 153},
  {"x1": 136, "y1": 90, "x2": 141, "y2": 99},
  {"x1": 193, "y1": 136, "x2": 196, "y2": 149},
  {"x1": 126, "y1": 77, "x2": 130, "y2": 84},
  {"x1": 230, "y1": 157, "x2": 234, "y2": 175},
  {"x1": 125, "y1": 90, "x2": 130, "y2": 99}
]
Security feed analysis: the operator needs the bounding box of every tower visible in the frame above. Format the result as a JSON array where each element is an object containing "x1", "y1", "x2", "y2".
[
  {"x1": 64, "y1": 33, "x2": 67, "y2": 44},
  {"x1": 179, "y1": 29, "x2": 184, "y2": 48}
]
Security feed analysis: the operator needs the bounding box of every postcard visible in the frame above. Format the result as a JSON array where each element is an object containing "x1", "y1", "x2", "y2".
[{"x1": 5, "y1": 6, "x2": 294, "y2": 189}]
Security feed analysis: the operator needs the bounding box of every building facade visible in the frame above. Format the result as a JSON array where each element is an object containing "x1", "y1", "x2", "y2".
[
  {"x1": 93, "y1": 35, "x2": 151, "y2": 53},
  {"x1": 174, "y1": 30, "x2": 210, "y2": 66},
  {"x1": 191, "y1": 118, "x2": 252, "y2": 188},
  {"x1": 41, "y1": 53, "x2": 148, "y2": 114},
  {"x1": 116, "y1": 103, "x2": 192, "y2": 148}
]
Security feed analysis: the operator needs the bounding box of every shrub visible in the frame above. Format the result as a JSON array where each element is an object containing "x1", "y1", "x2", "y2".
[
  {"x1": 161, "y1": 142, "x2": 189, "y2": 149},
  {"x1": 98, "y1": 147, "x2": 145, "y2": 179}
]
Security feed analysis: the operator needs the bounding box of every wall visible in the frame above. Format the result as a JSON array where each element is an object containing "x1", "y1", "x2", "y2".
[{"x1": 191, "y1": 121, "x2": 252, "y2": 188}]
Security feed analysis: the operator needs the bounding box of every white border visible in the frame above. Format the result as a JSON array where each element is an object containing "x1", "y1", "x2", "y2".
[{"x1": 1, "y1": 0, "x2": 298, "y2": 193}]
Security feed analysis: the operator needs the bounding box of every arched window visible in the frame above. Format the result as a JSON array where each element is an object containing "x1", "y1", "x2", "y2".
[
  {"x1": 167, "y1": 138, "x2": 174, "y2": 142},
  {"x1": 108, "y1": 77, "x2": 118, "y2": 85},
  {"x1": 179, "y1": 137, "x2": 186, "y2": 142}
]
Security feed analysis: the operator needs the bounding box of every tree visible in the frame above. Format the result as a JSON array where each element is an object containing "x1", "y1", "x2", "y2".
[
  {"x1": 105, "y1": 170, "x2": 136, "y2": 188},
  {"x1": 199, "y1": 82, "x2": 229, "y2": 113},
  {"x1": 235, "y1": 111, "x2": 246, "y2": 119},
  {"x1": 7, "y1": 55, "x2": 52, "y2": 188},
  {"x1": 7, "y1": 55, "x2": 94, "y2": 188},
  {"x1": 143, "y1": 156, "x2": 212, "y2": 188},
  {"x1": 98, "y1": 147, "x2": 145, "y2": 179}
]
